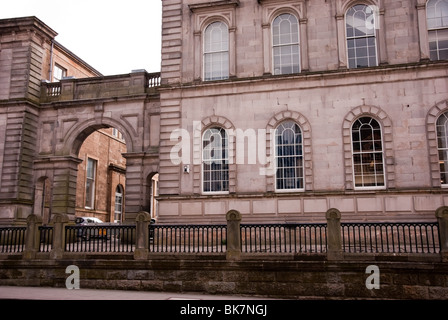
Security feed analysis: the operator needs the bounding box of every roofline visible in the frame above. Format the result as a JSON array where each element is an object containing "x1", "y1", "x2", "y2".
[
  {"x1": 0, "y1": 16, "x2": 58, "y2": 39},
  {"x1": 53, "y1": 40, "x2": 103, "y2": 77},
  {"x1": 0, "y1": 16, "x2": 102, "y2": 77}
]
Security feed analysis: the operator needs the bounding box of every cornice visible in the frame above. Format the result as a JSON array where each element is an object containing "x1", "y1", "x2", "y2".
[{"x1": 189, "y1": 0, "x2": 240, "y2": 12}]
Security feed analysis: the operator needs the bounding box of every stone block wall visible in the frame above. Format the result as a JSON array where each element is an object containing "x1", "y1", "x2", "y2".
[{"x1": 0, "y1": 257, "x2": 447, "y2": 300}]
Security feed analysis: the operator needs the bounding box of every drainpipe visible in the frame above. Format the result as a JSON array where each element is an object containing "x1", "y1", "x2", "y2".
[{"x1": 48, "y1": 40, "x2": 54, "y2": 81}]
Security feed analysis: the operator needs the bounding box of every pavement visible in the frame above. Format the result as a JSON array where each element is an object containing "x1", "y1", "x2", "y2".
[{"x1": 0, "y1": 285, "x2": 277, "y2": 300}]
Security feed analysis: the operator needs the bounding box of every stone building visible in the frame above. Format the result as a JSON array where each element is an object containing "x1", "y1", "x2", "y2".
[
  {"x1": 156, "y1": 0, "x2": 448, "y2": 224},
  {"x1": 0, "y1": 0, "x2": 448, "y2": 226}
]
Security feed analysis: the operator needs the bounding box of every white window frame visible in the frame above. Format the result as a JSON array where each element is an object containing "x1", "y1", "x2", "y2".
[
  {"x1": 274, "y1": 121, "x2": 305, "y2": 192},
  {"x1": 202, "y1": 127, "x2": 229, "y2": 194},
  {"x1": 345, "y1": 4, "x2": 379, "y2": 69},
  {"x1": 436, "y1": 111, "x2": 448, "y2": 186},
  {"x1": 85, "y1": 157, "x2": 97, "y2": 209},
  {"x1": 53, "y1": 64, "x2": 67, "y2": 82},
  {"x1": 351, "y1": 117, "x2": 386, "y2": 190},
  {"x1": 427, "y1": 0, "x2": 448, "y2": 61},
  {"x1": 203, "y1": 21, "x2": 230, "y2": 81},
  {"x1": 114, "y1": 185, "x2": 124, "y2": 222},
  {"x1": 272, "y1": 13, "x2": 301, "y2": 75}
]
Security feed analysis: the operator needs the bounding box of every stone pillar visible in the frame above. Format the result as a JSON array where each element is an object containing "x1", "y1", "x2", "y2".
[
  {"x1": 122, "y1": 153, "x2": 146, "y2": 222},
  {"x1": 326, "y1": 208, "x2": 343, "y2": 260},
  {"x1": 436, "y1": 206, "x2": 448, "y2": 262},
  {"x1": 49, "y1": 213, "x2": 69, "y2": 259},
  {"x1": 23, "y1": 214, "x2": 42, "y2": 260},
  {"x1": 229, "y1": 27, "x2": 237, "y2": 78},
  {"x1": 59, "y1": 77, "x2": 75, "y2": 100},
  {"x1": 226, "y1": 210, "x2": 242, "y2": 260},
  {"x1": 262, "y1": 23, "x2": 271, "y2": 75},
  {"x1": 378, "y1": 9, "x2": 388, "y2": 65},
  {"x1": 335, "y1": 14, "x2": 348, "y2": 69},
  {"x1": 50, "y1": 156, "x2": 82, "y2": 219},
  {"x1": 299, "y1": 18, "x2": 309, "y2": 72},
  {"x1": 416, "y1": 1, "x2": 430, "y2": 61},
  {"x1": 134, "y1": 211, "x2": 151, "y2": 260}
]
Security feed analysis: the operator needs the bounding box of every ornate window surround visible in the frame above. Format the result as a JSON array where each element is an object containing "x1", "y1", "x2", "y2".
[
  {"x1": 342, "y1": 105, "x2": 394, "y2": 190},
  {"x1": 193, "y1": 115, "x2": 236, "y2": 194},
  {"x1": 189, "y1": 0, "x2": 239, "y2": 81},
  {"x1": 265, "y1": 111, "x2": 313, "y2": 192},
  {"x1": 258, "y1": 0, "x2": 309, "y2": 74},
  {"x1": 334, "y1": 0, "x2": 388, "y2": 68}
]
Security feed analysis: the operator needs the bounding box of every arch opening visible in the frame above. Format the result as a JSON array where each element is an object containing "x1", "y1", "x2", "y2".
[{"x1": 75, "y1": 126, "x2": 128, "y2": 223}]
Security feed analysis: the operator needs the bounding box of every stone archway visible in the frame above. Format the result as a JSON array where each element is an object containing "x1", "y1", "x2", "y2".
[
  {"x1": 34, "y1": 119, "x2": 145, "y2": 222},
  {"x1": 75, "y1": 127, "x2": 127, "y2": 223}
]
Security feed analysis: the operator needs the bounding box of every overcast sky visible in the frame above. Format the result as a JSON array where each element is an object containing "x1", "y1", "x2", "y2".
[{"x1": 1, "y1": 0, "x2": 162, "y2": 76}]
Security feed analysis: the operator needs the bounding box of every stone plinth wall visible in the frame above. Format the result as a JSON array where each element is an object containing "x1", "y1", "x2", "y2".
[{"x1": 0, "y1": 255, "x2": 447, "y2": 300}]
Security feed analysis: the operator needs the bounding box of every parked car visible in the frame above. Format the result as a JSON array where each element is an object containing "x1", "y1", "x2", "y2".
[
  {"x1": 75, "y1": 217, "x2": 108, "y2": 240},
  {"x1": 149, "y1": 218, "x2": 156, "y2": 240}
]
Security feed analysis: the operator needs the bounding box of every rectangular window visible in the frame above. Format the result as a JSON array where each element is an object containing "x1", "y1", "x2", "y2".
[
  {"x1": 429, "y1": 29, "x2": 448, "y2": 61},
  {"x1": 85, "y1": 158, "x2": 97, "y2": 209},
  {"x1": 114, "y1": 192, "x2": 123, "y2": 222},
  {"x1": 53, "y1": 64, "x2": 67, "y2": 82},
  {"x1": 427, "y1": 0, "x2": 448, "y2": 61},
  {"x1": 202, "y1": 128, "x2": 229, "y2": 193},
  {"x1": 275, "y1": 121, "x2": 304, "y2": 191}
]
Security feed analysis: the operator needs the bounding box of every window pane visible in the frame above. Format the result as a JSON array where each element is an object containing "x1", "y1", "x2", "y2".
[
  {"x1": 204, "y1": 22, "x2": 229, "y2": 81},
  {"x1": 351, "y1": 117, "x2": 385, "y2": 188},
  {"x1": 427, "y1": 0, "x2": 448, "y2": 29},
  {"x1": 203, "y1": 127, "x2": 229, "y2": 192},
  {"x1": 427, "y1": 1, "x2": 448, "y2": 60},
  {"x1": 275, "y1": 121, "x2": 304, "y2": 190},
  {"x1": 346, "y1": 4, "x2": 378, "y2": 68},
  {"x1": 85, "y1": 158, "x2": 97, "y2": 208},
  {"x1": 272, "y1": 14, "x2": 300, "y2": 75}
]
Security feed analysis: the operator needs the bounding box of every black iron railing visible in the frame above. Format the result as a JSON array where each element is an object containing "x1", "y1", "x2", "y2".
[
  {"x1": 149, "y1": 224, "x2": 227, "y2": 253},
  {"x1": 240, "y1": 223, "x2": 327, "y2": 253},
  {"x1": 341, "y1": 222, "x2": 440, "y2": 254},
  {"x1": 0, "y1": 218, "x2": 442, "y2": 258},
  {"x1": 65, "y1": 225, "x2": 136, "y2": 253},
  {"x1": 38, "y1": 226, "x2": 53, "y2": 253},
  {"x1": 0, "y1": 226, "x2": 26, "y2": 253}
]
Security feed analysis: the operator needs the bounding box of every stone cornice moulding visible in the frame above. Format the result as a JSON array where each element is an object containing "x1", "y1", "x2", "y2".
[{"x1": 188, "y1": 0, "x2": 240, "y2": 13}]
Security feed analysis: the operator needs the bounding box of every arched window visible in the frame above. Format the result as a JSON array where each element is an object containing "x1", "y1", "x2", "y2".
[
  {"x1": 204, "y1": 21, "x2": 229, "y2": 81},
  {"x1": 346, "y1": 4, "x2": 378, "y2": 68},
  {"x1": 427, "y1": 0, "x2": 448, "y2": 61},
  {"x1": 275, "y1": 121, "x2": 304, "y2": 191},
  {"x1": 272, "y1": 13, "x2": 300, "y2": 75},
  {"x1": 351, "y1": 117, "x2": 385, "y2": 188},
  {"x1": 436, "y1": 111, "x2": 448, "y2": 185},
  {"x1": 202, "y1": 127, "x2": 229, "y2": 193},
  {"x1": 114, "y1": 185, "x2": 123, "y2": 222}
]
